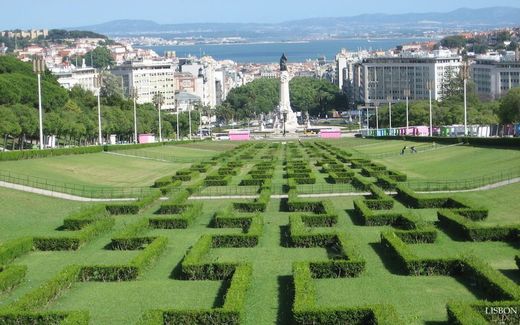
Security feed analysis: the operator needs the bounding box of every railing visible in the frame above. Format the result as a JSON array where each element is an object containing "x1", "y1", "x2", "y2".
[
  {"x1": 351, "y1": 142, "x2": 459, "y2": 159},
  {"x1": 406, "y1": 168, "x2": 520, "y2": 191},
  {"x1": 0, "y1": 170, "x2": 155, "y2": 199}
]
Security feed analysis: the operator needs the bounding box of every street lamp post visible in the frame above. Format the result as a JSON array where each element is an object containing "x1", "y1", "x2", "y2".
[
  {"x1": 462, "y1": 62, "x2": 469, "y2": 136},
  {"x1": 93, "y1": 73, "x2": 104, "y2": 145},
  {"x1": 199, "y1": 105, "x2": 203, "y2": 140},
  {"x1": 175, "y1": 97, "x2": 180, "y2": 141},
  {"x1": 375, "y1": 102, "x2": 379, "y2": 134},
  {"x1": 32, "y1": 57, "x2": 45, "y2": 149},
  {"x1": 188, "y1": 101, "x2": 192, "y2": 140},
  {"x1": 131, "y1": 88, "x2": 138, "y2": 144},
  {"x1": 366, "y1": 107, "x2": 369, "y2": 132},
  {"x1": 427, "y1": 80, "x2": 433, "y2": 137},
  {"x1": 387, "y1": 95, "x2": 392, "y2": 131},
  {"x1": 404, "y1": 88, "x2": 411, "y2": 130},
  {"x1": 152, "y1": 93, "x2": 164, "y2": 142}
]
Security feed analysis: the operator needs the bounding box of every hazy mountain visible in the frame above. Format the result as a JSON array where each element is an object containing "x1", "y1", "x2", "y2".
[{"x1": 74, "y1": 7, "x2": 520, "y2": 38}]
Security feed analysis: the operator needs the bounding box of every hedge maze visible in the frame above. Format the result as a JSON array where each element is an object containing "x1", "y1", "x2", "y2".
[{"x1": 0, "y1": 140, "x2": 519, "y2": 324}]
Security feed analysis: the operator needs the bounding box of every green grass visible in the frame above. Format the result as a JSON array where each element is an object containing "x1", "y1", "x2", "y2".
[
  {"x1": 0, "y1": 153, "x2": 184, "y2": 188},
  {"x1": 0, "y1": 187, "x2": 84, "y2": 241},
  {"x1": 0, "y1": 140, "x2": 519, "y2": 324}
]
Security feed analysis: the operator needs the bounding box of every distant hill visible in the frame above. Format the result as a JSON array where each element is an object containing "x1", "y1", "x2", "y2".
[{"x1": 73, "y1": 7, "x2": 520, "y2": 39}]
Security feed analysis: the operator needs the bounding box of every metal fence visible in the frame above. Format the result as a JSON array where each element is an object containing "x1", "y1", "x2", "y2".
[
  {"x1": 406, "y1": 168, "x2": 520, "y2": 191},
  {"x1": 0, "y1": 170, "x2": 155, "y2": 199}
]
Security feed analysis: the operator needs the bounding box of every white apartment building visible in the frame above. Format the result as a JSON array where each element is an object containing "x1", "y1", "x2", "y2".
[
  {"x1": 471, "y1": 52, "x2": 520, "y2": 99},
  {"x1": 355, "y1": 51, "x2": 462, "y2": 104},
  {"x1": 52, "y1": 65, "x2": 98, "y2": 93},
  {"x1": 111, "y1": 58, "x2": 176, "y2": 110}
]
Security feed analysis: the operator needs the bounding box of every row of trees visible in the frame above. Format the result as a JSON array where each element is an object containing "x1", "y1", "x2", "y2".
[
  {"x1": 216, "y1": 71, "x2": 520, "y2": 127},
  {"x1": 0, "y1": 56, "x2": 200, "y2": 149},
  {"x1": 215, "y1": 77, "x2": 346, "y2": 123}
]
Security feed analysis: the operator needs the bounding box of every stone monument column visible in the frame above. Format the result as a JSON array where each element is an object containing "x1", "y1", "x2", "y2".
[{"x1": 277, "y1": 53, "x2": 299, "y2": 133}]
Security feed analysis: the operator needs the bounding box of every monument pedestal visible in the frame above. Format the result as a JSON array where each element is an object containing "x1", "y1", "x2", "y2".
[{"x1": 276, "y1": 70, "x2": 299, "y2": 133}]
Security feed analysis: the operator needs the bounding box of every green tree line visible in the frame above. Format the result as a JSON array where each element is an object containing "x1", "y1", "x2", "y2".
[{"x1": 0, "y1": 56, "x2": 199, "y2": 150}]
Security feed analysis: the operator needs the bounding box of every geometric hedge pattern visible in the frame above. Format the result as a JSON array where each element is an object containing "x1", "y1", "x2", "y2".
[{"x1": 0, "y1": 141, "x2": 518, "y2": 324}]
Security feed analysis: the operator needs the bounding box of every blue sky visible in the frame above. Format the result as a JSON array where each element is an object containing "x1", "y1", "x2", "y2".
[{"x1": 2, "y1": 0, "x2": 520, "y2": 29}]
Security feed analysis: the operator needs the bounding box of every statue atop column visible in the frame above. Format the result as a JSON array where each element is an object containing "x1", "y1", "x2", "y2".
[
  {"x1": 280, "y1": 53, "x2": 288, "y2": 71},
  {"x1": 274, "y1": 53, "x2": 299, "y2": 133}
]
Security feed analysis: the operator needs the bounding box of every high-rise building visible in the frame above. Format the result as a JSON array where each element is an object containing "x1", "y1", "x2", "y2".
[
  {"x1": 111, "y1": 58, "x2": 176, "y2": 110},
  {"x1": 355, "y1": 51, "x2": 462, "y2": 104},
  {"x1": 471, "y1": 52, "x2": 520, "y2": 99}
]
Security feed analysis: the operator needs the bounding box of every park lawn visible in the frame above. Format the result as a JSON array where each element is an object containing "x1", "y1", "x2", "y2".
[
  {"x1": 377, "y1": 145, "x2": 520, "y2": 180},
  {"x1": 0, "y1": 187, "x2": 84, "y2": 241},
  {"x1": 451, "y1": 182, "x2": 520, "y2": 225},
  {"x1": 1, "y1": 140, "x2": 519, "y2": 324},
  {"x1": 119, "y1": 142, "x2": 237, "y2": 163},
  {"x1": 0, "y1": 152, "x2": 184, "y2": 188}
]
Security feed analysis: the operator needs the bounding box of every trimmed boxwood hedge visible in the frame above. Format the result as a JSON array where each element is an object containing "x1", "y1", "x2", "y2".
[
  {"x1": 0, "y1": 237, "x2": 33, "y2": 265},
  {"x1": 351, "y1": 174, "x2": 373, "y2": 191},
  {"x1": 106, "y1": 190, "x2": 162, "y2": 215},
  {"x1": 33, "y1": 218, "x2": 115, "y2": 251},
  {"x1": 381, "y1": 230, "x2": 520, "y2": 300},
  {"x1": 0, "y1": 146, "x2": 103, "y2": 161},
  {"x1": 0, "y1": 265, "x2": 27, "y2": 293},
  {"x1": 149, "y1": 203, "x2": 202, "y2": 229},
  {"x1": 292, "y1": 262, "x2": 401, "y2": 324},
  {"x1": 353, "y1": 199, "x2": 417, "y2": 229},
  {"x1": 140, "y1": 264, "x2": 252, "y2": 325},
  {"x1": 0, "y1": 311, "x2": 89, "y2": 324},
  {"x1": 8, "y1": 264, "x2": 81, "y2": 311}
]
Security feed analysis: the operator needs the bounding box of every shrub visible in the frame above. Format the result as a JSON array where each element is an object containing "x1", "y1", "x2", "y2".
[
  {"x1": 34, "y1": 218, "x2": 115, "y2": 251},
  {"x1": 106, "y1": 190, "x2": 162, "y2": 215},
  {"x1": 0, "y1": 146, "x2": 103, "y2": 161},
  {"x1": 149, "y1": 203, "x2": 202, "y2": 229},
  {"x1": 437, "y1": 210, "x2": 518, "y2": 242},
  {"x1": 0, "y1": 265, "x2": 27, "y2": 293},
  {"x1": 9, "y1": 265, "x2": 81, "y2": 311},
  {"x1": 0, "y1": 237, "x2": 33, "y2": 265},
  {"x1": 351, "y1": 174, "x2": 373, "y2": 191},
  {"x1": 62, "y1": 205, "x2": 108, "y2": 230}
]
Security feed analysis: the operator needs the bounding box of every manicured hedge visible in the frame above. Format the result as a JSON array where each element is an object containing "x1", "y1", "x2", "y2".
[
  {"x1": 106, "y1": 190, "x2": 162, "y2": 215},
  {"x1": 181, "y1": 235, "x2": 237, "y2": 280},
  {"x1": 150, "y1": 203, "x2": 202, "y2": 229},
  {"x1": 351, "y1": 174, "x2": 373, "y2": 191},
  {"x1": 0, "y1": 237, "x2": 33, "y2": 265},
  {"x1": 8, "y1": 265, "x2": 81, "y2": 311},
  {"x1": 0, "y1": 146, "x2": 103, "y2": 161},
  {"x1": 80, "y1": 236, "x2": 168, "y2": 282},
  {"x1": 144, "y1": 264, "x2": 252, "y2": 325},
  {"x1": 437, "y1": 210, "x2": 518, "y2": 242},
  {"x1": 232, "y1": 188, "x2": 270, "y2": 212},
  {"x1": 292, "y1": 262, "x2": 400, "y2": 324},
  {"x1": 0, "y1": 265, "x2": 27, "y2": 293},
  {"x1": 447, "y1": 300, "x2": 520, "y2": 325},
  {"x1": 395, "y1": 184, "x2": 485, "y2": 210},
  {"x1": 353, "y1": 199, "x2": 417, "y2": 229},
  {"x1": 0, "y1": 311, "x2": 89, "y2": 325},
  {"x1": 33, "y1": 218, "x2": 115, "y2": 251},
  {"x1": 62, "y1": 205, "x2": 108, "y2": 230}
]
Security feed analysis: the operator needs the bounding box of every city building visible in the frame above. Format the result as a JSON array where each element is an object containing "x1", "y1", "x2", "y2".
[
  {"x1": 51, "y1": 61, "x2": 98, "y2": 93},
  {"x1": 355, "y1": 50, "x2": 462, "y2": 105},
  {"x1": 111, "y1": 58, "x2": 177, "y2": 110},
  {"x1": 471, "y1": 50, "x2": 520, "y2": 99},
  {"x1": 1, "y1": 29, "x2": 48, "y2": 39}
]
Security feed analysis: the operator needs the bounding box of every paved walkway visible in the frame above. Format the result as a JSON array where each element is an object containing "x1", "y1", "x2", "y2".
[
  {"x1": 417, "y1": 177, "x2": 520, "y2": 194},
  {"x1": 0, "y1": 181, "x2": 137, "y2": 202},
  {"x1": 1, "y1": 177, "x2": 519, "y2": 202}
]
